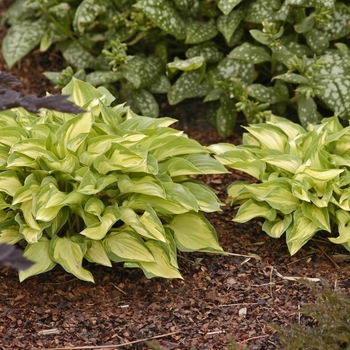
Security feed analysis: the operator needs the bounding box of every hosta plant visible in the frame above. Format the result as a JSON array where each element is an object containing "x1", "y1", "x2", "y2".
[
  {"x1": 209, "y1": 115, "x2": 350, "y2": 255},
  {"x1": 2, "y1": 0, "x2": 349, "y2": 136},
  {"x1": 0, "y1": 78, "x2": 228, "y2": 282}
]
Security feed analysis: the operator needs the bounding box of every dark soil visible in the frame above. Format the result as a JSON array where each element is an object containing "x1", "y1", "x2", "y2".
[{"x1": 1, "y1": 4, "x2": 350, "y2": 349}]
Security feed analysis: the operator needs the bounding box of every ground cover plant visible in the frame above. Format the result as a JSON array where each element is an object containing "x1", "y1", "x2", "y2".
[
  {"x1": 210, "y1": 115, "x2": 350, "y2": 255},
  {"x1": 275, "y1": 281, "x2": 350, "y2": 349},
  {"x1": 0, "y1": 76, "x2": 229, "y2": 282},
  {"x1": 2, "y1": 0, "x2": 350, "y2": 137}
]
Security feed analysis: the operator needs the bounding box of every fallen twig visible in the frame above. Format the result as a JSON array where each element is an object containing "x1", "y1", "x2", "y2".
[
  {"x1": 224, "y1": 251, "x2": 262, "y2": 261},
  {"x1": 44, "y1": 331, "x2": 180, "y2": 350}
]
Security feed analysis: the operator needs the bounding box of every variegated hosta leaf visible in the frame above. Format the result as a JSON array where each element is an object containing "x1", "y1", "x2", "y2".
[
  {"x1": 0, "y1": 218, "x2": 23, "y2": 245},
  {"x1": 149, "y1": 134, "x2": 209, "y2": 161},
  {"x1": 84, "y1": 239, "x2": 112, "y2": 267},
  {"x1": 54, "y1": 111, "x2": 93, "y2": 156},
  {"x1": 0, "y1": 170, "x2": 23, "y2": 197},
  {"x1": 167, "y1": 212, "x2": 223, "y2": 253},
  {"x1": 286, "y1": 208, "x2": 320, "y2": 255},
  {"x1": 125, "y1": 193, "x2": 191, "y2": 215},
  {"x1": 19, "y1": 237, "x2": 56, "y2": 282},
  {"x1": 103, "y1": 229, "x2": 155, "y2": 263},
  {"x1": 242, "y1": 123, "x2": 288, "y2": 152},
  {"x1": 329, "y1": 210, "x2": 350, "y2": 245},
  {"x1": 77, "y1": 169, "x2": 117, "y2": 195},
  {"x1": 185, "y1": 19, "x2": 218, "y2": 44},
  {"x1": 262, "y1": 214, "x2": 292, "y2": 238},
  {"x1": 262, "y1": 154, "x2": 302, "y2": 174},
  {"x1": 50, "y1": 235, "x2": 94, "y2": 282},
  {"x1": 118, "y1": 174, "x2": 166, "y2": 198},
  {"x1": 233, "y1": 199, "x2": 277, "y2": 223},
  {"x1": 244, "y1": 180, "x2": 300, "y2": 214},
  {"x1": 301, "y1": 201, "x2": 331, "y2": 232},
  {"x1": 181, "y1": 181, "x2": 223, "y2": 212},
  {"x1": 212, "y1": 147, "x2": 266, "y2": 180},
  {"x1": 134, "y1": 0, "x2": 186, "y2": 39},
  {"x1": 139, "y1": 205, "x2": 167, "y2": 242},
  {"x1": 125, "y1": 240, "x2": 182, "y2": 279},
  {"x1": 62, "y1": 77, "x2": 105, "y2": 107},
  {"x1": 163, "y1": 181, "x2": 199, "y2": 212},
  {"x1": 80, "y1": 203, "x2": 121, "y2": 240}
]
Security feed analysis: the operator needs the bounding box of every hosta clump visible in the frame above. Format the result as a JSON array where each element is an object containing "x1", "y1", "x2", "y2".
[
  {"x1": 0, "y1": 78, "x2": 227, "y2": 282},
  {"x1": 209, "y1": 115, "x2": 350, "y2": 255}
]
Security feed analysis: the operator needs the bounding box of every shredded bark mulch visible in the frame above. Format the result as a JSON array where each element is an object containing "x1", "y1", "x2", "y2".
[{"x1": 1, "y1": 3, "x2": 350, "y2": 348}]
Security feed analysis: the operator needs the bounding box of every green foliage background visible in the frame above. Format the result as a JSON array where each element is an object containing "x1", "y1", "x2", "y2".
[{"x1": 2, "y1": 0, "x2": 350, "y2": 136}]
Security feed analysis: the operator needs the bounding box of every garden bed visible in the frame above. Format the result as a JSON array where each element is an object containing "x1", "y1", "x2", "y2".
[{"x1": 1, "y1": 3, "x2": 350, "y2": 348}]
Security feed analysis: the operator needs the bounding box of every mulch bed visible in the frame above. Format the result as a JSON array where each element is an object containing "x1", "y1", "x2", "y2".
[{"x1": 1, "y1": 3, "x2": 350, "y2": 349}]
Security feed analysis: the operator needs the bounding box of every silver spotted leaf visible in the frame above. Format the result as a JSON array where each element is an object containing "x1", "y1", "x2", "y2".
[
  {"x1": 317, "y1": 2, "x2": 350, "y2": 41},
  {"x1": 186, "y1": 42, "x2": 224, "y2": 63},
  {"x1": 147, "y1": 75, "x2": 171, "y2": 94},
  {"x1": 185, "y1": 20, "x2": 219, "y2": 44},
  {"x1": 298, "y1": 95, "x2": 322, "y2": 127},
  {"x1": 218, "y1": 0, "x2": 243, "y2": 15},
  {"x1": 304, "y1": 28, "x2": 329, "y2": 55},
  {"x1": 132, "y1": 89, "x2": 159, "y2": 118},
  {"x1": 229, "y1": 43, "x2": 271, "y2": 64},
  {"x1": 317, "y1": 50, "x2": 350, "y2": 119},
  {"x1": 217, "y1": 92, "x2": 237, "y2": 137},
  {"x1": 62, "y1": 42, "x2": 96, "y2": 69},
  {"x1": 73, "y1": 0, "x2": 107, "y2": 34},
  {"x1": 2, "y1": 18, "x2": 48, "y2": 68},
  {"x1": 135, "y1": 0, "x2": 186, "y2": 39},
  {"x1": 124, "y1": 55, "x2": 164, "y2": 89},
  {"x1": 216, "y1": 57, "x2": 255, "y2": 85},
  {"x1": 246, "y1": 84, "x2": 289, "y2": 104},
  {"x1": 244, "y1": 0, "x2": 281, "y2": 23},
  {"x1": 217, "y1": 10, "x2": 244, "y2": 43},
  {"x1": 167, "y1": 66, "x2": 211, "y2": 105}
]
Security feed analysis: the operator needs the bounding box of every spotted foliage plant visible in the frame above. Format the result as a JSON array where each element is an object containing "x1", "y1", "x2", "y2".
[
  {"x1": 210, "y1": 115, "x2": 350, "y2": 255},
  {"x1": 2, "y1": 0, "x2": 349, "y2": 136},
  {"x1": 0, "y1": 78, "x2": 228, "y2": 282}
]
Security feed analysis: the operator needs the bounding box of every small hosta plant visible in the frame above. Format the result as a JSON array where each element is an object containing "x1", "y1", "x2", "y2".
[
  {"x1": 2, "y1": 0, "x2": 349, "y2": 136},
  {"x1": 0, "y1": 78, "x2": 228, "y2": 282},
  {"x1": 209, "y1": 115, "x2": 350, "y2": 255}
]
